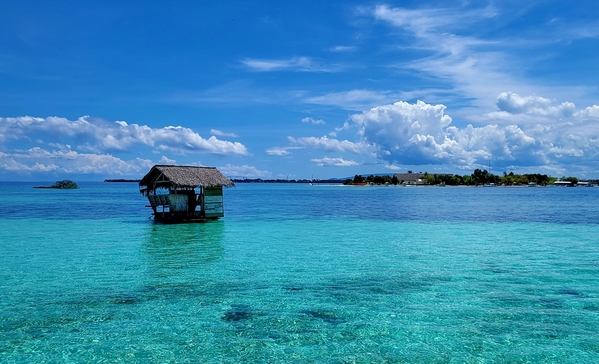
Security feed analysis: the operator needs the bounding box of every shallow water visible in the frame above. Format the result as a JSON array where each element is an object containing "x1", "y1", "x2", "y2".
[{"x1": 1, "y1": 182, "x2": 599, "y2": 362}]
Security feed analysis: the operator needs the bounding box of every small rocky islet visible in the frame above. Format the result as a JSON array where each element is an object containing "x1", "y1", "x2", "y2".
[{"x1": 34, "y1": 180, "x2": 79, "y2": 189}]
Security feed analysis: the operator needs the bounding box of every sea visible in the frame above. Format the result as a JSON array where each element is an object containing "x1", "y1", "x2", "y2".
[{"x1": 1, "y1": 181, "x2": 598, "y2": 363}]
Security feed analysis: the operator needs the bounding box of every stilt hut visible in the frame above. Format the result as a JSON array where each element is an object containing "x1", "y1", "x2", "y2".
[{"x1": 139, "y1": 165, "x2": 234, "y2": 223}]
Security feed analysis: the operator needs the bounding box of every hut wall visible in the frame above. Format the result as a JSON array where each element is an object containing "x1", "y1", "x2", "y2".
[
  {"x1": 204, "y1": 187, "x2": 224, "y2": 218},
  {"x1": 169, "y1": 193, "x2": 189, "y2": 212}
]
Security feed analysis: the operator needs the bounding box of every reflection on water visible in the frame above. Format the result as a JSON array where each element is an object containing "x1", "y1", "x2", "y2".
[{"x1": 143, "y1": 222, "x2": 225, "y2": 271}]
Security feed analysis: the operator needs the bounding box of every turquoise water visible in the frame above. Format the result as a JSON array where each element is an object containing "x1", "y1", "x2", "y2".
[{"x1": 1, "y1": 182, "x2": 599, "y2": 363}]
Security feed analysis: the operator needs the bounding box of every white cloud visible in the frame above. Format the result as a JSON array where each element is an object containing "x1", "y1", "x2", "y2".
[
  {"x1": 368, "y1": 4, "x2": 575, "y2": 111},
  {"x1": 330, "y1": 45, "x2": 357, "y2": 52},
  {"x1": 495, "y1": 92, "x2": 575, "y2": 117},
  {"x1": 265, "y1": 146, "x2": 305, "y2": 156},
  {"x1": 217, "y1": 164, "x2": 272, "y2": 178},
  {"x1": 210, "y1": 129, "x2": 239, "y2": 138},
  {"x1": 0, "y1": 145, "x2": 154, "y2": 175},
  {"x1": 384, "y1": 164, "x2": 402, "y2": 170},
  {"x1": 158, "y1": 155, "x2": 177, "y2": 165},
  {"x1": 0, "y1": 156, "x2": 60, "y2": 172},
  {"x1": 329, "y1": 122, "x2": 352, "y2": 137},
  {"x1": 311, "y1": 157, "x2": 359, "y2": 167},
  {"x1": 301, "y1": 117, "x2": 326, "y2": 125},
  {"x1": 119, "y1": 123, "x2": 248, "y2": 156},
  {"x1": 0, "y1": 116, "x2": 249, "y2": 156},
  {"x1": 350, "y1": 99, "x2": 543, "y2": 167},
  {"x1": 578, "y1": 105, "x2": 599, "y2": 121},
  {"x1": 482, "y1": 93, "x2": 599, "y2": 148},
  {"x1": 288, "y1": 136, "x2": 374, "y2": 155},
  {"x1": 241, "y1": 57, "x2": 334, "y2": 72},
  {"x1": 352, "y1": 100, "x2": 452, "y2": 154},
  {"x1": 304, "y1": 89, "x2": 401, "y2": 110},
  {"x1": 347, "y1": 97, "x2": 599, "y2": 172},
  {"x1": 266, "y1": 147, "x2": 291, "y2": 156},
  {"x1": 372, "y1": 4, "x2": 497, "y2": 37}
]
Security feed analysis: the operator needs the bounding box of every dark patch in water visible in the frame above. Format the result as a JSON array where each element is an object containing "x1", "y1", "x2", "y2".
[
  {"x1": 326, "y1": 276, "x2": 438, "y2": 301},
  {"x1": 558, "y1": 289, "x2": 583, "y2": 297},
  {"x1": 110, "y1": 295, "x2": 143, "y2": 305},
  {"x1": 222, "y1": 306, "x2": 253, "y2": 322},
  {"x1": 284, "y1": 287, "x2": 303, "y2": 291},
  {"x1": 539, "y1": 297, "x2": 563, "y2": 309},
  {"x1": 23, "y1": 326, "x2": 53, "y2": 339},
  {"x1": 301, "y1": 309, "x2": 345, "y2": 324}
]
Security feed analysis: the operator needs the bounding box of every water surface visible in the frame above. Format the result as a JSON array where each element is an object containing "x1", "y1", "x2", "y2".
[{"x1": 1, "y1": 182, "x2": 598, "y2": 362}]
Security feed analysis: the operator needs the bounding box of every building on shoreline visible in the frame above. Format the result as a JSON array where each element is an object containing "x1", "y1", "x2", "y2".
[{"x1": 393, "y1": 172, "x2": 426, "y2": 185}]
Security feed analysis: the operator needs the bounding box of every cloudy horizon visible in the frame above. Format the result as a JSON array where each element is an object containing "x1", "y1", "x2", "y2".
[{"x1": 1, "y1": 1, "x2": 598, "y2": 180}]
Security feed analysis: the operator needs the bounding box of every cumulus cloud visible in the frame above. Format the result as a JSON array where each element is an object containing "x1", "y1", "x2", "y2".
[
  {"x1": 0, "y1": 115, "x2": 251, "y2": 177},
  {"x1": 0, "y1": 116, "x2": 249, "y2": 156},
  {"x1": 288, "y1": 136, "x2": 374, "y2": 155},
  {"x1": 350, "y1": 99, "x2": 544, "y2": 167},
  {"x1": 158, "y1": 155, "x2": 177, "y2": 165},
  {"x1": 345, "y1": 97, "x2": 599, "y2": 171},
  {"x1": 301, "y1": 117, "x2": 325, "y2": 125},
  {"x1": 217, "y1": 164, "x2": 272, "y2": 178},
  {"x1": 495, "y1": 92, "x2": 576, "y2": 118},
  {"x1": 384, "y1": 164, "x2": 402, "y2": 170},
  {"x1": 351, "y1": 100, "x2": 455, "y2": 163},
  {"x1": 311, "y1": 157, "x2": 359, "y2": 167},
  {"x1": 0, "y1": 156, "x2": 60, "y2": 173},
  {"x1": 117, "y1": 123, "x2": 248, "y2": 156},
  {"x1": 279, "y1": 96, "x2": 599, "y2": 172},
  {"x1": 329, "y1": 122, "x2": 352, "y2": 137},
  {"x1": 0, "y1": 145, "x2": 154, "y2": 175},
  {"x1": 579, "y1": 105, "x2": 599, "y2": 119}
]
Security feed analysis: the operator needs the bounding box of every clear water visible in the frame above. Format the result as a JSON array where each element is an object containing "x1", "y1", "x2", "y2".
[{"x1": 1, "y1": 182, "x2": 599, "y2": 363}]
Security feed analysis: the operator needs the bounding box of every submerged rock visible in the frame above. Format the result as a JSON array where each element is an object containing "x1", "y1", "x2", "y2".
[
  {"x1": 300, "y1": 309, "x2": 345, "y2": 324},
  {"x1": 222, "y1": 306, "x2": 253, "y2": 322}
]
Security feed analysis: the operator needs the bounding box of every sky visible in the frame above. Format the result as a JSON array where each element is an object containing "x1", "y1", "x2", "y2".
[{"x1": 1, "y1": 0, "x2": 599, "y2": 181}]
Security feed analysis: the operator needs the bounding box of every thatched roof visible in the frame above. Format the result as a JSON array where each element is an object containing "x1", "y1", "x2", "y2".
[{"x1": 139, "y1": 165, "x2": 234, "y2": 194}]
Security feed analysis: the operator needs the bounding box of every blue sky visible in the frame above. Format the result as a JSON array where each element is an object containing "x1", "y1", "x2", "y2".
[{"x1": 1, "y1": 0, "x2": 599, "y2": 181}]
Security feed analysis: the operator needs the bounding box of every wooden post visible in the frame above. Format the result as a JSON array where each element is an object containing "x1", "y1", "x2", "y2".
[{"x1": 200, "y1": 186, "x2": 205, "y2": 218}]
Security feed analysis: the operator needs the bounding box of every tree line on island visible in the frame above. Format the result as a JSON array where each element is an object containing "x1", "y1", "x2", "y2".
[
  {"x1": 343, "y1": 169, "x2": 581, "y2": 186},
  {"x1": 34, "y1": 180, "x2": 79, "y2": 189},
  {"x1": 231, "y1": 178, "x2": 335, "y2": 184}
]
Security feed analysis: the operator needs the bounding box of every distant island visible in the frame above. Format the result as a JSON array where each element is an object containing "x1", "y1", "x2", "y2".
[
  {"x1": 342, "y1": 170, "x2": 593, "y2": 186},
  {"x1": 34, "y1": 180, "x2": 79, "y2": 189},
  {"x1": 104, "y1": 179, "x2": 141, "y2": 182},
  {"x1": 231, "y1": 178, "x2": 342, "y2": 184}
]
